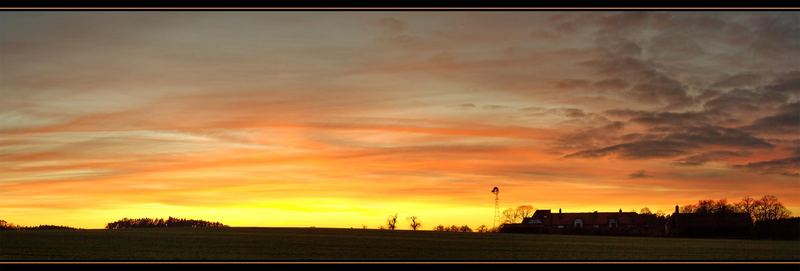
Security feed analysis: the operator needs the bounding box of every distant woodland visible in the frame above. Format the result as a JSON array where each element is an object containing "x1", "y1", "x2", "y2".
[
  {"x1": 105, "y1": 217, "x2": 228, "y2": 229},
  {"x1": 0, "y1": 221, "x2": 75, "y2": 230},
  {"x1": 0, "y1": 217, "x2": 227, "y2": 230}
]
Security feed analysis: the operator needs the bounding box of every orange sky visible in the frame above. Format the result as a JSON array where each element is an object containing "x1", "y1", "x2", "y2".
[{"x1": 1, "y1": 12, "x2": 798, "y2": 229}]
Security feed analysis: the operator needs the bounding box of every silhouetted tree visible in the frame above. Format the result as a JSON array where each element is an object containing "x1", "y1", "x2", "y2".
[
  {"x1": 501, "y1": 208, "x2": 517, "y2": 224},
  {"x1": 681, "y1": 199, "x2": 735, "y2": 214},
  {"x1": 501, "y1": 205, "x2": 535, "y2": 225},
  {"x1": 406, "y1": 216, "x2": 422, "y2": 231},
  {"x1": 386, "y1": 213, "x2": 398, "y2": 230},
  {"x1": 476, "y1": 225, "x2": 489, "y2": 233},
  {"x1": 734, "y1": 196, "x2": 759, "y2": 220},
  {"x1": 680, "y1": 204, "x2": 697, "y2": 213},
  {"x1": 105, "y1": 217, "x2": 227, "y2": 229},
  {"x1": 753, "y1": 195, "x2": 792, "y2": 221},
  {"x1": 516, "y1": 205, "x2": 535, "y2": 219},
  {"x1": 0, "y1": 219, "x2": 17, "y2": 230},
  {"x1": 640, "y1": 207, "x2": 652, "y2": 215},
  {"x1": 24, "y1": 225, "x2": 75, "y2": 230},
  {"x1": 432, "y1": 225, "x2": 446, "y2": 231},
  {"x1": 681, "y1": 195, "x2": 792, "y2": 222},
  {"x1": 459, "y1": 225, "x2": 472, "y2": 232}
]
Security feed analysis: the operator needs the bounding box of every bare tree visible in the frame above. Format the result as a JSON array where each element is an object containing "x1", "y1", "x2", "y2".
[
  {"x1": 476, "y1": 225, "x2": 488, "y2": 233},
  {"x1": 386, "y1": 213, "x2": 398, "y2": 230},
  {"x1": 713, "y1": 199, "x2": 735, "y2": 213},
  {"x1": 406, "y1": 216, "x2": 422, "y2": 231},
  {"x1": 734, "y1": 196, "x2": 758, "y2": 219},
  {"x1": 516, "y1": 205, "x2": 535, "y2": 219},
  {"x1": 696, "y1": 199, "x2": 716, "y2": 213},
  {"x1": 501, "y1": 205, "x2": 535, "y2": 225},
  {"x1": 501, "y1": 208, "x2": 517, "y2": 224},
  {"x1": 680, "y1": 204, "x2": 697, "y2": 213},
  {"x1": 432, "y1": 225, "x2": 446, "y2": 231},
  {"x1": 459, "y1": 225, "x2": 472, "y2": 232},
  {"x1": 754, "y1": 195, "x2": 792, "y2": 221},
  {"x1": 681, "y1": 199, "x2": 735, "y2": 214}
]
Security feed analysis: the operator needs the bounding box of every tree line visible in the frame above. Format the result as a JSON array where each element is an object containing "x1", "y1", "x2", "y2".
[
  {"x1": 105, "y1": 217, "x2": 228, "y2": 229},
  {"x1": 678, "y1": 195, "x2": 792, "y2": 221},
  {"x1": 0, "y1": 219, "x2": 76, "y2": 231},
  {"x1": 431, "y1": 224, "x2": 495, "y2": 233}
]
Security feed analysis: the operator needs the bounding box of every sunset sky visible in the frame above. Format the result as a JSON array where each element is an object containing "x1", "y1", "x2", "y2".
[{"x1": 1, "y1": 12, "x2": 798, "y2": 229}]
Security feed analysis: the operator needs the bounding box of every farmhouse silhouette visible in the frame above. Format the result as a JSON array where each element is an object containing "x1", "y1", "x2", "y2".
[{"x1": 500, "y1": 205, "x2": 755, "y2": 238}]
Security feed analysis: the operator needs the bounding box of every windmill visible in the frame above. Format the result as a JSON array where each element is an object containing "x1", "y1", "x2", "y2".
[{"x1": 491, "y1": 186, "x2": 500, "y2": 229}]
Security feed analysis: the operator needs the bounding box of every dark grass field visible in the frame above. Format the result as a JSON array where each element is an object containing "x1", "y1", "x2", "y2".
[{"x1": 1, "y1": 227, "x2": 798, "y2": 261}]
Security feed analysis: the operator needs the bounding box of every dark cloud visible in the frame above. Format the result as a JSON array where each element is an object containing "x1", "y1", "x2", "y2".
[
  {"x1": 564, "y1": 140, "x2": 694, "y2": 159},
  {"x1": 578, "y1": 13, "x2": 796, "y2": 113},
  {"x1": 604, "y1": 109, "x2": 644, "y2": 118},
  {"x1": 582, "y1": 56, "x2": 692, "y2": 109},
  {"x1": 605, "y1": 109, "x2": 730, "y2": 127},
  {"x1": 693, "y1": 89, "x2": 722, "y2": 104},
  {"x1": 662, "y1": 125, "x2": 773, "y2": 149},
  {"x1": 673, "y1": 150, "x2": 751, "y2": 166},
  {"x1": 629, "y1": 74, "x2": 692, "y2": 108},
  {"x1": 595, "y1": 36, "x2": 643, "y2": 57},
  {"x1": 594, "y1": 13, "x2": 651, "y2": 36},
  {"x1": 557, "y1": 121, "x2": 624, "y2": 150},
  {"x1": 647, "y1": 31, "x2": 706, "y2": 58},
  {"x1": 458, "y1": 103, "x2": 476, "y2": 109},
  {"x1": 628, "y1": 170, "x2": 651, "y2": 179},
  {"x1": 482, "y1": 104, "x2": 511, "y2": 110},
  {"x1": 748, "y1": 15, "x2": 800, "y2": 61},
  {"x1": 763, "y1": 71, "x2": 800, "y2": 94},
  {"x1": 710, "y1": 73, "x2": 764, "y2": 89},
  {"x1": 521, "y1": 107, "x2": 611, "y2": 127},
  {"x1": 555, "y1": 79, "x2": 592, "y2": 89},
  {"x1": 561, "y1": 108, "x2": 586, "y2": 118},
  {"x1": 565, "y1": 125, "x2": 771, "y2": 160},
  {"x1": 593, "y1": 78, "x2": 629, "y2": 90},
  {"x1": 742, "y1": 101, "x2": 800, "y2": 135},
  {"x1": 703, "y1": 88, "x2": 786, "y2": 115},
  {"x1": 734, "y1": 156, "x2": 800, "y2": 177},
  {"x1": 618, "y1": 132, "x2": 659, "y2": 142}
]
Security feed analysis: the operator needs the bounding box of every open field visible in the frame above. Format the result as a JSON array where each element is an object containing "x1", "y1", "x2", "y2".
[{"x1": 1, "y1": 227, "x2": 798, "y2": 261}]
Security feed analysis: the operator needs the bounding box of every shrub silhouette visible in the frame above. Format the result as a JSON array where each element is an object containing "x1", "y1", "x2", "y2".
[{"x1": 432, "y1": 224, "x2": 476, "y2": 232}]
